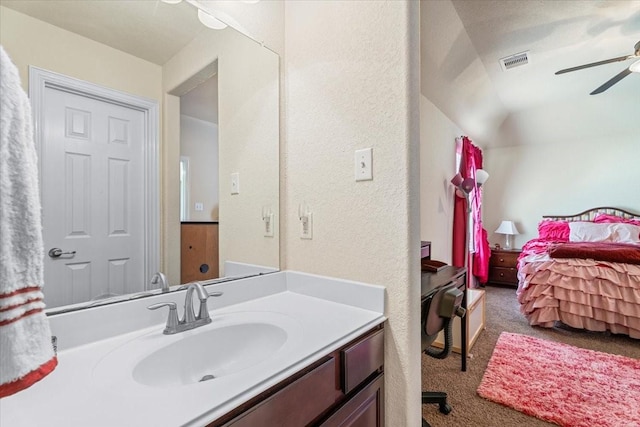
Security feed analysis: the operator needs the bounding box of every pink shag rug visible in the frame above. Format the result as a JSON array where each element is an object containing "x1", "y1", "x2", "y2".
[{"x1": 477, "y1": 332, "x2": 640, "y2": 427}]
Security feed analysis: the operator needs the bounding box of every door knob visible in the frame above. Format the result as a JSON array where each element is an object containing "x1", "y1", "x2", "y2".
[{"x1": 48, "y1": 248, "x2": 76, "y2": 258}]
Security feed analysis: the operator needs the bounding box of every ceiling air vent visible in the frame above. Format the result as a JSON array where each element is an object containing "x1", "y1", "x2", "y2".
[{"x1": 499, "y1": 51, "x2": 530, "y2": 71}]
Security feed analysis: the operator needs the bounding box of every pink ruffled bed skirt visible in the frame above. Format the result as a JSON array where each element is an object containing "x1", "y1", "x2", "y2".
[{"x1": 517, "y1": 258, "x2": 640, "y2": 339}]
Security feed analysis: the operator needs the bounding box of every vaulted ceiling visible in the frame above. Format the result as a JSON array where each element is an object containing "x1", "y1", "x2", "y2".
[{"x1": 421, "y1": 0, "x2": 640, "y2": 147}]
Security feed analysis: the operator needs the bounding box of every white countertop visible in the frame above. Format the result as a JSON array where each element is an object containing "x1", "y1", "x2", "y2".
[{"x1": 0, "y1": 271, "x2": 385, "y2": 427}]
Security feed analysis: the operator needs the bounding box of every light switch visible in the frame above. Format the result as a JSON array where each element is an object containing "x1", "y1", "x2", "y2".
[
  {"x1": 231, "y1": 172, "x2": 240, "y2": 195},
  {"x1": 355, "y1": 148, "x2": 373, "y2": 181}
]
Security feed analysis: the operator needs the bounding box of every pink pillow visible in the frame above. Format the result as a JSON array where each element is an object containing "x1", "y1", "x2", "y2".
[
  {"x1": 538, "y1": 220, "x2": 569, "y2": 242},
  {"x1": 593, "y1": 213, "x2": 640, "y2": 227}
]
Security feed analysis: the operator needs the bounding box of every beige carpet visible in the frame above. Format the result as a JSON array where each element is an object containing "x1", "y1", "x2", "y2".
[{"x1": 421, "y1": 285, "x2": 640, "y2": 427}]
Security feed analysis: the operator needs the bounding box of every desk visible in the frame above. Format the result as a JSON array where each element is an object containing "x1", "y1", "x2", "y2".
[{"x1": 421, "y1": 266, "x2": 467, "y2": 372}]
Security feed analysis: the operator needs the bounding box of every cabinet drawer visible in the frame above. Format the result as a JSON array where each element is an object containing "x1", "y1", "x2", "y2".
[
  {"x1": 490, "y1": 251, "x2": 519, "y2": 267},
  {"x1": 226, "y1": 357, "x2": 338, "y2": 427},
  {"x1": 488, "y1": 267, "x2": 518, "y2": 284},
  {"x1": 341, "y1": 329, "x2": 384, "y2": 394}
]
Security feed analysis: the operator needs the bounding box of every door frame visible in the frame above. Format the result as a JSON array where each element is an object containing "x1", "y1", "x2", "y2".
[{"x1": 29, "y1": 66, "x2": 160, "y2": 286}]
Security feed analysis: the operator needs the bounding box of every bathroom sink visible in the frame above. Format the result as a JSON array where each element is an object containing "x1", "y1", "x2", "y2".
[
  {"x1": 133, "y1": 323, "x2": 287, "y2": 387},
  {"x1": 93, "y1": 311, "x2": 302, "y2": 391}
]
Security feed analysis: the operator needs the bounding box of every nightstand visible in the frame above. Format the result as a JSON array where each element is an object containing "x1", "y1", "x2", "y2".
[{"x1": 487, "y1": 248, "x2": 521, "y2": 287}]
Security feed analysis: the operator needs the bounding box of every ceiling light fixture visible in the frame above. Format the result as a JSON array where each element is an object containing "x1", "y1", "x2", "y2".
[
  {"x1": 197, "y1": 9, "x2": 227, "y2": 30},
  {"x1": 630, "y1": 59, "x2": 640, "y2": 73},
  {"x1": 161, "y1": 0, "x2": 228, "y2": 30}
]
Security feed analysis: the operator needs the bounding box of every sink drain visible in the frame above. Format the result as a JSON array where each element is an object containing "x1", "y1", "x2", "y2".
[{"x1": 199, "y1": 374, "x2": 215, "y2": 382}]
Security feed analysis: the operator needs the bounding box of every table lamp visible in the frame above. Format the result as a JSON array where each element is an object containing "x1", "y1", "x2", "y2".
[{"x1": 495, "y1": 220, "x2": 519, "y2": 250}]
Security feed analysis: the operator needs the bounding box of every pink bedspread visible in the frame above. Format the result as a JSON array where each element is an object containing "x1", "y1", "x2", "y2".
[{"x1": 517, "y1": 240, "x2": 640, "y2": 339}]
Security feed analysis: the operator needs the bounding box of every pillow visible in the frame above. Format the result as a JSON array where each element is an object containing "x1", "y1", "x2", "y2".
[
  {"x1": 569, "y1": 222, "x2": 640, "y2": 244},
  {"x1": 538, "y1": 220, "x2": 569, "y2": 242},
  {"x1": 593, "y1": 213, "x2": 640, "y2": 227}
]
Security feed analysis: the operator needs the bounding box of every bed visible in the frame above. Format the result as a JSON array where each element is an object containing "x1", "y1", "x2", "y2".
[{"x1": 516, "y1": 207, "x2": 640, "y2": 339}]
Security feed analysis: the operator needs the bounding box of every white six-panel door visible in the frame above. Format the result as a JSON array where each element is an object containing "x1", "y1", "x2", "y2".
[{"x1": 41, "y1": 86, "x2": 146, "y2": 308}]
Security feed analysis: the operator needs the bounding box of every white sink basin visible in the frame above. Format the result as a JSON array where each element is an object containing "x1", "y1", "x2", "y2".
[
  {"x1": 133, "y1": 323, "x2": 287, "y2": 387},
  {"x1": 93, "y1": 311, "x2": 302, "y2": 391}
]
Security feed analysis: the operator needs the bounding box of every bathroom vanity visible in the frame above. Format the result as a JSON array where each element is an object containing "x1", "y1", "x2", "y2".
[
  {"x1": 0, "y1": 272, "x2": 385, "y2": 427},
  {"x1": 214, "y1": 326, "x2": 384, "y2": 426}
]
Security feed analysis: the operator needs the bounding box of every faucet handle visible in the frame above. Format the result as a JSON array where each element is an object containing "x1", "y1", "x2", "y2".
[
  {"x1": 148, "y1": 302, "x2": 179, "y2": 334},
  {"x1": 197, "y1": 291, "x2": 223, "y2": 322}
]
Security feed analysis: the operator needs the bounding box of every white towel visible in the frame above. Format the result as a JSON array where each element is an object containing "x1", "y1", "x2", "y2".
[{"x1": 0, "y1": 45, "x2": 57, "y2": 398}]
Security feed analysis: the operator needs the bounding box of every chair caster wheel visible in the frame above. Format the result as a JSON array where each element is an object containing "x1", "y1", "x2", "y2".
[{"x1": 439, "y1": 403, "x2": 452, "y2": 415}]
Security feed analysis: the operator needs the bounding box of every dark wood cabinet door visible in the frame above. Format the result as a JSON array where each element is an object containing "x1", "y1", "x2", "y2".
[
  {"x1": 320, "y1": 374, "x2": 384, "y2": 427},
  {"x1": 224, "y1": 358, "x2": 340, "y2": 427},
  {"x1": 181, "y1": 222, "x2": 219, "y2": 283}
]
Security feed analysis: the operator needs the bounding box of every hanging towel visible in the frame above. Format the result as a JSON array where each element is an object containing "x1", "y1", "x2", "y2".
[{"x1": 0, "y1": 45, "x2": 57, "y2": 398}]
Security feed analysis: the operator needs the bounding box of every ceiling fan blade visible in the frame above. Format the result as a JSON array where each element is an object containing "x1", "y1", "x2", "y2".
[
  {"x1": 590, "y1": 68, "x2": 633, "y2": 95},
  {"x1": 555, "y1": 55, "x2": 631, "y2": 75}
]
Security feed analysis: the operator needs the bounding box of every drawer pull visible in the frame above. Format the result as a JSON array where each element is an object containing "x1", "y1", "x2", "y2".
[
  {"x1": 499, "y1": 258, "x2": 504, "y2": 262},
  {"x1": 499, "y1": 273, "x2": 504, "y2": 277}
]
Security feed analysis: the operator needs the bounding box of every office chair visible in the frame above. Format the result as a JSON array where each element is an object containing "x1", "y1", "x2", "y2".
[{"x1": 421, "y1": 284, "x2": 466, "y2": 427}]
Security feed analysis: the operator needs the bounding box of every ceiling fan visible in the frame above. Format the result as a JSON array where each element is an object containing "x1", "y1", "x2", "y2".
[{"x1": 555, "y1": 40, "x2": 640, "y2": 95}]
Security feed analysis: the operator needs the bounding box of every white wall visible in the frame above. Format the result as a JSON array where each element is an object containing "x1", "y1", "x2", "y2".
[
  {"x1": 419, "y1": 0, "x2": 507, "y2": 147},
  {"x1": 419, "y1": 95, "x2": 463, "y2": 264},
  {"x1": 163, "y1": 23, "x2": 280, "y2": 280},
  {"x1": 484, "y1": 133, "x2": 640, "y2": 248},
  {"x1": 284, "y1": 1, "x2": 421, "y2": 425},
  {"x1": 180, "y1": 115, "x2": 219, "y2": 221},
  {"x1": 0, "y1": 6, "x2": 161, "y2": 99}
]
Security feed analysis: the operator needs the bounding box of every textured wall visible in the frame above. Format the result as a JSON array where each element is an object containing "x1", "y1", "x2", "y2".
[
  {"x1": 419, "y1": 95, "x2": 462, "y2": 264},
  {"x1": 284, "y1": 1, "x2": 421, "y2": 425}
]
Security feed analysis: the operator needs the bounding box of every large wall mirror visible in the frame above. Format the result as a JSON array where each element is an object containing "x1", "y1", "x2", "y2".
[{"x1": 0, "y1": 0, "x2": 280, "y2": 313}]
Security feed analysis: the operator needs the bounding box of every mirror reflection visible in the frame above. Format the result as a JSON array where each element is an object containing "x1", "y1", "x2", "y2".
[{"x1": 0, "y1": 0, "x2": 280, "y2": 313}]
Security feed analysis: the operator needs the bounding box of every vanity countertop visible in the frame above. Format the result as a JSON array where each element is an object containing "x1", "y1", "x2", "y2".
[{"x1": 0, "y1": 271, "x2": 385, "y2": 427}]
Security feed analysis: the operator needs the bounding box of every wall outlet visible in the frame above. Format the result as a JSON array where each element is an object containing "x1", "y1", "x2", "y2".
[
  {"x1": 264, "y1": 212, "x2": 274, "y2": 237},
  {"x1": 194, "y1": 202, "x2": 204, "y2": 211},
  {"x1": 300, "y1": 212, "x2": 313, "y2": 240}
]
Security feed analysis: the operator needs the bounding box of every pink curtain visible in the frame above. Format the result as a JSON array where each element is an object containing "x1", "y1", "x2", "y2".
[{"x1": 452, "y1": 136, "x2": 490, "y2": 285}]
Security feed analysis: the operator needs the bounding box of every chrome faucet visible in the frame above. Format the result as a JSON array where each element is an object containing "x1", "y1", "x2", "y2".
[
  {"x1": 147, "y1": 282, "x2": 223, "y2": 335},
  {"x1": 150, "y1": 272, "x2": 170, "y2": 293}
]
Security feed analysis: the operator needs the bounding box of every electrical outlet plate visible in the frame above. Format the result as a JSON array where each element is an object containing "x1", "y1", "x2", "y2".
[
  {"x1": 264, "y1": 213, "x2": 274, "y2": 237},
  {"x1": 231, "y1": 172, "x2": 240, "y2": 195},
  {"x1": 355, "y1": 148, "x2": 373, "y2": 181},
  {"x1": 300, "y1": 212, "x2": 312, "y2": 239}
]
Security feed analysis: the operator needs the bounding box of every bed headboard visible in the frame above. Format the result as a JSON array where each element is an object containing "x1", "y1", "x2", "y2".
[{"x1": 543, "y1": 207, "x2": 640, "y2": 222}]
